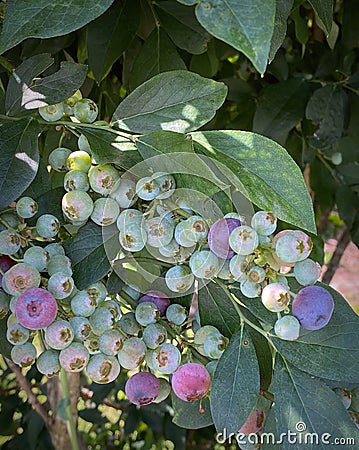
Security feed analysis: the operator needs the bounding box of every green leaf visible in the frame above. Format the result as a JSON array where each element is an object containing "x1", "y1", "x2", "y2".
[
  {"x1": 198, "y1": 281, "x2": 240, "y2": 337},
  {"x1": 336, "y1": 185, "x2": 359, "y2": 229},
  {"x1": 79, "y1": 126, "x2": 141, "y2": 170},
  {"x1": 171, "y1": 394, "x2": 213, "y2": 429},
  {"x1": 232, "y1": 286, "x2": 276, "y2": 327},
  {"x1": 210, "y1": 327, "x2": 260, "y2": 433},
  {"x1": 112, "y1": 71, "x2": 227, "y2": 134},
  {"x1": 0, "y1": 0, "x2": 115, "y2": 54},
  {"x1": 273, "y1": 354, "x2": 358, "y2": 450},
  {"x1": 0, "y1": 317, "x2": 12, "y2": 359},
  {"x1": 35, "y1": 186, "x2": 65, "y2": 224},
  {"x1": 192, "y1": 130, "x2": 316, "y2": 233},
  {"x1": 157, "y1": 1, "x2": 210, "y2": 54},
  {"x1": 87, "y1": 0, "x2": 140, "y2": 82},
  {"x1": 253, "y1": 79, "x2": 311, "y2": 140},
  {"x1": 308, "y1": 0, "x2": 333, "y2": 36},
  {"x1": 6, "y1": 55, "x2": 87, "y2": 116},
  {"x1": 190, "y1": 41, "x2": 219, "y2": 78},
  {"x1": 194, "y1": 0, "x2": 276, "y2": 74},
  {"x1": 129, "y1": 28, "x2": 186, "y2": 91},
  {"x1": 135, "y1": 130, "x2": 227, "y2": 197},
  {"x1": 305, "y1": 85, "x2": 347, "y2": 150},
  {"x1": 22, "y1": 156, "x2": 51, "y2": 200},
  {"x1": 63, "y1": 222, "x2": 117, "y2": 290},
  {"x1": 269, "y1": 0, "x2": 294, "y2": 63},
  {"x1": 0, "y1": 118, "x2": 40, "y2": 210},
  {"x1": 273, "y1": 284, "x2": 359, "y2": 383}
]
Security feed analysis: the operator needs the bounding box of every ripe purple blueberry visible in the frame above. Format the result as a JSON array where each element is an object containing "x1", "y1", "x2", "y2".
[
  {"x1": 138, "y1": 290, "x2": 170, "y2": 316},
  {"x1": 171, "y1": 363, "x2": 211, "y2": 402},
  {"x1": 15, "y1": 288, "x2": 58, "y2": 330},
  {"x1": 125, "y1": 372, "x2": 160, "y2": 405},
  {"x1": 208, "y1": 217, "x2": 242, "y2": 259},
  {"x1": 292, "y1": 286, "x2": 334, "y2": 330}
]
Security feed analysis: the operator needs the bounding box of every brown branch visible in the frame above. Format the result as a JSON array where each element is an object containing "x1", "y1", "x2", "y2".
[
  {"x1": 322, "y1": 228, "x2": 351, "y2": 285},
  {"x1": 5, "y1": 358, "x2": 52, "y2": 430}
]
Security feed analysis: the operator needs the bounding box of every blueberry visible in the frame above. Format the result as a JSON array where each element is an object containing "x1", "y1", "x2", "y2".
[
  {"x1": 194, "y1": 325, "x2": 222, "y2": 356},
  {"x1": 145, "y1": 215, "x2": 174, "y2": 249},
  {"x1": 23, "y1": 246, "x2": 49, "y2": 272},
  {"x1": 165, "y1": 303, "x2": 187, "y2": 325},
  {"x1": 171, "y1": 363, "x2": 211, "y2": 402},
  {"x1": 16, "y1": 196, "x2": 38, "y2": 219},
  {"x1": 138, "y1": 290, "x2": 170, "y2": 316},
  {"x1": 174, "y1": 221, "x2": 197, "y2": 247},
  {"x1": 91, "y1": 197, "x2": 120, "y2": 226},
  {"x1": 48, "y1": 273, "x2": 74, "y2": 299},
  {"x1": 88, "y1": 164, "x2": 120, "y2": 195},
  {"x1": 48, "y1": 147, "x2": 72, "y2": 172},
  {"x1": 261, "y1": 283, "x2": 290, "y2": 312},
  {"x1": 36, "y1": 214, "x2": 60, "y2": 238},
  {"x1": 47, "y1": 255, "x2": 72, "y2": 276},
  {"x1": 229, "y1": 225, "x2": 259, "y2": 255},
  {"x1": 89, "y1": 307, "x2": 114, "y2": 335},
  {"x1": 293, "y1": 258, "x2": 321, "y2": 286},
  {"x1": 203, "y1": 332, "x2": 228, "y2": 359},
  {"x1": 39, "y1": 103, "x2": 64, "y2": 121},
  {"x1": 110, "y1": 178, "x2": 137, "y2": 208},
  {"x1": 7, "y1": 322, "x2": 29, "y2": 345},
  {"x1": 247, "y1": 266, "x2": 266, "y2": 284},
  {"x1": 64, "y1": 169, "x2": 90, "y2": 192},
  {"x1": 15, "y1": 288, "x2": 57, "y2": 330},
  {"x1": 44, "y1": 243, "x2": 65, "y2": 258},
  {"x1": 86, "y1": 353, "x2": 121, "y2": 384},
  {"x1": 135, "y1": 301, "x2": 160, "y2": 326},
  {"x1": 44, "y1": 319, "x2": 74, "y2": 350},
  {"x1": 3, "y1": 263, "x2": 41, "y2": 296},
  {"x1": 11, "y1": 342, "x2": 37, "y2": 367},
  {"x1": 0, "y1": 230, "x2": 21, "y2": 255},
  {"x1": 208, "y1": 217, "x2": 242, "y2": 259},
  {"x1": 274, "y1": 315, "x2": 300, "y2": 340},
  {"x1": 136, "y1": 176, "x2": 160, "y2": 200},
  {"x1": 117, "y1": 337, "x2": 146, "y2": 369},
  {"x1": 151, "y1": 342, "x2": 181, "y2": 374},
  {"x1": 0, "y1": 256, "x2": 16, "y2": 286},
  {"x1": 152, "y1": 378, "x2": 171, "y2": 403},
  {"x1": 73, "y1": 98, "x2": 98, "y2": 123},
  {"x1": 142, "y1": 323, "x2": 167, "y2": 349},
  {"x1": 66, "y1": 150, "x2": 92, "y2": 172},
  {"x1": 240, "y1": 279, "x2": 262, "y2": 298},
  {"x1": 189, "y1": 250, "x2": 220, "y2": 279},
  {"x1": 62, "y1": 190, "x2": 94, "y2": 223},
  {"x1": 36, "y1": 349, "x2": 61, "y2": 377},
  {"x1": 251, "y1": 211, "x2": 277, "y2": 236},
  {"x1": 116, "y1": 209, "x2": 143, "y2": 233},
  {"x1": 118, "y1": 312, "x2": 140, "y2": 335},
  {"x1": 292, "y1": 286, "x2": 334, "y2": 330},
  {"x1": 119, "y1": 222, "x2": 147, "y2": 252},
  {"x1": 125, "y1": 372, "x2": 160, "y2": 405},
  {"x1": 152, "y1": 172, "x2": 176, "y2": 199},
  {"x1": 98, "y1": 329, "x2": 123, "y2": 355},
  {"x1": 183, "y1": 215, "x2": 208, "y2": 243},
  {"x1": 165, "y1": 265, "x2": 194, "y2": 293},
  {"x1": 85, "y1": 282, "x2": 108, "y2": 303},
  {"x1": 69, "y1": 316, "x2": 92, "y2": 341},
  {"x1": 59, "y1": 342, "x2": 90, "y2": 372},
  {"x1": 275, "y1": 230, "x2": 312, "y2": 263}
]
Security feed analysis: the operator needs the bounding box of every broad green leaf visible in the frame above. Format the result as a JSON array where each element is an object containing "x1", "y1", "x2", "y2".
[
  {"x1": 129, "y1": 28, "x2": 186, "y2": 91},
  {"x1": 0, "y1": 0, "x2": 115, "y2": 54},
  {"x1": 0, "y1": 317, "x2": 12, "y2": 359},
  {"x1": 63, "y1": 222, "x2": 117, "y2": 289},
  {"x1": 192, "y1": 130, "x2": 316, "y2": 233},
  {"x1": 210, "y1": 327, "x2": 260, "y2": 433},
  {"x1": 135, "y1": 130, "x2": 227, "y2": 197},
  {"x1": 112, "y1": 71, "x2": 227, "y2": 134},
  {"x1": 269, "y1": 0, "x2": 294, "y2": 63},
  {"x1": 22, "y1": 156, "x2": 51, "y2": 201},
  {"x1": 273, "y1": 355, "x2": 358, "y2": 450},
  {"x1": 6, "y1": 55, "x2": 87, "y2": 116},
  {"x1": 171, "y1": 394, "x2": 213, "y2": 429},
  {"x1": 305, "y1": 85, "x2": 347, "y2": 150},
  {"x1": 157, "y1": 1, "x2": 210, "y2": 54},
  {"x1": 308, "y1": 0, "x2": 333, "y2": 36},
  {"x1": 253, "y1": 79, "x2": 311, "y2": 140},
  {"x1": 0, "y1": 118, "x2": 40, "y2": 210},
  {"x1": 79, "y1": 126, "x2": 141, "y2": 170},
  {"x1": 198, "y1": 281, "x2": 240, "y2": 337},
  {"x1": 336, "y1": 185, "x2": 359, "y2": 229},
  {"x1": 342, "y1": 0, "x2": 359, "y2": 49},
  {"x1": 35, "y1": 187, "x2": 65, "y2": 224},
  {"x1": 273, "y1": 284, "x2": 359, "y2": 383},
  {"x1": 194, "y1": 0, "x2": 276, "y2": 74},
  {"x1": 232, "y1": 285, "x2": 276, "y2": 327},
  {"x1": 87, "y1": 0, "x2": 140, "y2": 82},
  {"x1": 190, "y1": 41, "x2": 219, "y2": 78},
  {"x1": 176, "y1": 0, "x2": 197, "y2": 5}
]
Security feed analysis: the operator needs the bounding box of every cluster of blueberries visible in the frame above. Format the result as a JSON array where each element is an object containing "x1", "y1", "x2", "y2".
[{"x1": 0, "y1": 96, "x2": 335, "y2": 408}]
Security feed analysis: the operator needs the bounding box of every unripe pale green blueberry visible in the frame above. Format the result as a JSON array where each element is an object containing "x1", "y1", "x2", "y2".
[
  {"x1": 189, "y1": 250, "x2": 220, "y2": 279},
  {"x1": 151, "y1": 342, "x2": 181, "y2": 374},
  {"x1": 36, "y1": 214, "x2": 60, "y2": 238},
  {"x1": 142, "y1": 323, "x2": 167, "y2": 349},
  {"x1": 152, "y1": 378, "x2": 171, "y2": 403},
  {"x1": 229, "y1": 254, "x2": 249, "y2": 281},
  {"x1": 86, "y1": 353, "x2": 121, "y2": 384},
  {"x1": 240, "y1": 279, "x2": 262, "y2": 298},
  {"x1": 275, "y1": 230, "x2": 313, "y2": 263},
  {"x1": 165, "y1": 265, "x2": 194, "y2": 293},
  {"x1": 100, "y1": 300, "x2": 122, "y2": 321},
  {"x1": 16, "y1": 196, "x2": 38, "y2": 219},
  {"x1": 119, "y1": 223, "x2": 147, "y2": 252},
  {"x1": 7, "y1": 322, "x2": 29, "y2": 345},
  {"x1": 229, "y1": 225, "x2": 259, "y2": 255},
  {"x1": 59, "y1": 342, "x2": 89, "y2": 372},
  {"x1": 136, "y1": 176, "x2": 160, "y2": 200},
  {"x1": 88, "y1": 164, "x2": 120, "y2": 195},
  {"x1": 11, "y1": 342, "x2": 37, "y2": 367},
  {"x1": 203, "y1": 332, "x2": 228, "y2": 359},
  {"x1": 39, "y1": 103, "x2": 64, "y2": 121},
  {"x1": 48, "y1": 147, "x2": 72, "y2": 172},
  {"x1": 251, "y1": 211, "x2": 277, "y2": 236},
  {"x1": 91, "y1": 197, "x2": 120, "y2": 226},
  {"x1": 152, "y1": 172, "x2": 176, "y2": 199},
  {"x1": 69, "y1": 316, "x2": 92, "y2": 341},
  {"x1": 117, "y1": 337, "x2": 146, "y2": 369},
  {"x1": 261, "y1": 283, "x2": 290, "y2": 312},
  {"x1": 89, "y1": 307, "x2": 114, "y2": 335},
  {"x1": 2, "y1": 263, "x2": 41, "y2": 296},
  {"x1": 62, "y1": 190, "x2": 94, "y2": 222},
  {"x1": 135, "y1": 301, "x2": 159, "y2": 326},
  {"x1": 66, "y1": 150, "x2": 92, "y2": 172},
  {"x1": 84, "y1": 333, "x2": 101, "y2": 354},
  {"x1": 23, "y1": 246, "x2": 49, "y2": 272},
  {"x1": 274, "y1": 315, "x2": 300, "y2": 340},
  {"x1": 165, "y1": 303, "x2": 187, "y2": 325},
  {"x1": 110, "y1": 178, "x2": 137, "y2": 208},
  {"x1": 0, "y1": 230, "x2": 21, "y2": 255},
  {"x1": 116, "y1": 209, "x2": 143, "y2": 233},
  {"x1": 117, "y1": 312, "x2": 140, "y2": 335},
  {"x1": 98, "y1": 329, "x2": 123, "y2": 355},
  {"x1": 64, "y1": 170, "x2": 90, "y2": 192},
  {"x1": 36, "y1": 349, "x2": 61, "y2": 377},
  {"x1": 85, "y1": 282, "x2": 108, "y2": 303},
  {"x1": 44, "y1": 243, "x2": 65, "y2": 258},
  {"x1": 247, "y1": 266, "x2": 266, "y2": 283},
  {"x1": 48, "y1": 273, "x2": 74, "y2": 299},
  {"x1": 47, "y1": 255, "x2": 72, "y2": 276},
  {"x1": 293, "y1": 258, "x2": 321, "y2": 286},
  {"x1": 145, "y1": 215, "x2": 174, "y2": 249},
  {"x1": 73, "y1": 98, "x2": 98, "y2": 123}
]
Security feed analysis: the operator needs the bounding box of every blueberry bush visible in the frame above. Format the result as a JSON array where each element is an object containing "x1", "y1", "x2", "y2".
[{"x1": 0, "y1": 1, "x2": 359, "y2": 449}]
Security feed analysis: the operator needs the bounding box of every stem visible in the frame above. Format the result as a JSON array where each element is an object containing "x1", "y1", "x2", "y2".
[
  {"x1": 0, "y1": 55, "x2": 15, "y2": 72},
  {"x1": 147, "y1": 0, "x2": 161, "y2": 28},
  {"x1": 317, "y1": 153, "x2": 343, "y2": 186},
  {"x1": 163, "y1": 199, "x2": 193, "y2": 219},
  {"x1": 59, "y1": 369, "x2": 80, "y2": 450},
  {"x1": 322, "y1": 228, "x2": 351, "y2": 285}
]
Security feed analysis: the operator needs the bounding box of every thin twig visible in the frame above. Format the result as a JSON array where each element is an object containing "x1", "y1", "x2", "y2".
[
  {"x1": 322, "y1": 228, "x2": 351, "y2": 285},
  {"x1": 5, "y1": 358, "x2": 52, "y2": 430}
]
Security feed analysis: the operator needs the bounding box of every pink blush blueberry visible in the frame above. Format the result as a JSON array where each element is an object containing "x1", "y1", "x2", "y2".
[{"x1": 15, "y1": 288, "x2": 58, "y2": 330}]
